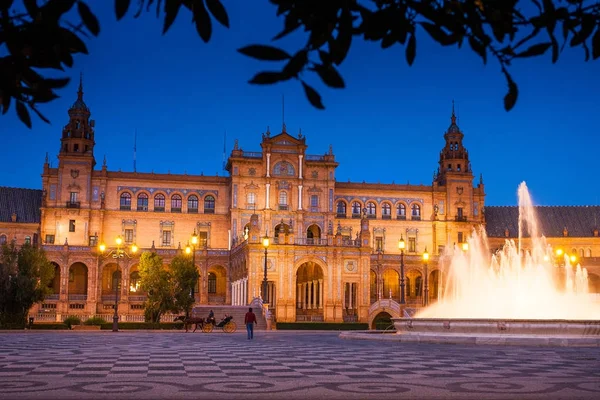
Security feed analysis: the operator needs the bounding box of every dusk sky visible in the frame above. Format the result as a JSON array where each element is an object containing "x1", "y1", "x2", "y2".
[{"x1": 2, "y1": 1, "x2": 599, "y2": 206}]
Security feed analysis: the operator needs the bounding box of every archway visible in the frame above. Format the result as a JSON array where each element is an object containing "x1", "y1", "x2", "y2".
[
  {"x1": 296, "y1": 261, "x2": 324, "y2": 321},
  {"x1": 68, "y1": 262, "x2": 88, "y2": 300},
  {"x1": 207, "y1": 265, "x2": 227, "y2": 304},
  {"x1": 382, "y1": 269, "x2": 399, "y2": 300},
  {"x1": 274, "y1": 220, "x2": 291, "y2": 241},
  {"x1": 101, "y1": 263, "x2": 121, "y2": 302},
  {"x1": 47, "y1": 262, "x2": 60, "y2": 297},
  {"x1": 588, "y1": 272, "x2": 600, "y2": 294},
  {"x1": 372, "y1": 311, "x2": 393, "y2": 330},
  {"x1": 306, "y1": 224, "x2": 321, "y2": 244},
  {"x1": 406, "y1": 269, "x2": 423, "y2": 305},
  {"x1": 429, "y1": 269, "x2": 442, "y2": 302}
]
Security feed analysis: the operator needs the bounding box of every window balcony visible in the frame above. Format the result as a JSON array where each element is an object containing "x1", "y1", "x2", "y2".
[
  {"x1": 188, "y1": 208, "x2": 198, "y2": 214},
  {"x1": 411, "y1": 215, "x2": 421, "y2": 221},
  {"x1": 397, "y1": 215, "x2": 407, "y2": 220},
  {"x1": 171, "y1": 207, "x2": 182, "y2": 213},
  {"x1": 67, "y1": 201, "x2": 81, "y2": 208},
  {"x1": 204, "y1": 208, "x2": 215, "y2": 214},
  {"x1": 336, "y1": 213, "x2": 346, "y2": 218},
  {"x1": 455, "y1": 215, "x2": 468, "y2": 222},
  {"x1": 367, "y1": 214, "x2": 376, "y2": 219},
  {"x1": 352, "y1": 213, "x2": 361, "y2": 219},
  {"x1": 137, "y1": 205, "x2": 148, "y2": 211},
  {"x1": 154, "y1": 206, "x2": 165, "y2": 212},
  {"x1": 382, "y1": 214, "x2": 391, "y2": 220},
  {"x1": 278, "y1": 204, "x2": 288, "y2": 211}
]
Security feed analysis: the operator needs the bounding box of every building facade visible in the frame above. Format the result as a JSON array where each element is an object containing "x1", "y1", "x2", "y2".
[{"x1": 1, "y1": 83, "x2": 598, "y2": 326}]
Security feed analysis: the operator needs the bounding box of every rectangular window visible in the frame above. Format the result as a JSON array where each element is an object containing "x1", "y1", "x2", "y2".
[
  {"x1": 162, "y1": 231, "x2": 171, "y2": 246},
  {"x1": 458, "y1": 232, "x2": 464, "y2": 243},
  {"x1": 310, "y1": 195, "x2": 319, "y2": 212},
  {"x1": 375, "y1": 237, "x2": 383, "y2": 252},
  {"x1": 473, "y1": 202, "x2": 479, "y2": 216},
  {"x1": 124, "y1": 229, "x2": 134, "y2": 244},
  {"x1": 408, "y1": 237, "x2": 416, "y2": 253},
  {"x1": 45, "y1": 234, "x2": 55, "y2": 244},
  {"x1": 69, "y1": 220, "x2": 75, "y2": 232},
  {"x1": 49, "y1": 184, "x2": 56, "y2": 200},
  {"x1": 70, "y1": 192, "x2": 78, "y2": 202},
  {"x1": 439, "y1": 201, "x2": 445, "y2": 215},
  {"x1": 329, "y1": 189, "x2": 333, "y2": 212},
  {"x1": 198, "y1": 232, "x2": 208, "y2": 248},
  {"x1": 89, "y1": 235, "x2": 98, "y2": 247},
  {"x1": 233, "y1": 184, "x2": 238, "y2": 208}
]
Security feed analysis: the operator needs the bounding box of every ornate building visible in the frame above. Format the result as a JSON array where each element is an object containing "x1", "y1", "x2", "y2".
[{"x1": 1, "y1": 82, "x2": 598, "y2": 326}]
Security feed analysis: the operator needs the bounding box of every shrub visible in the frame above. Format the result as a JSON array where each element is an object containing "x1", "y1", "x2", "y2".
[
  {"x1": 30, "y1": 323, "x2": 69, "y2": 330},
  {"x1": 98, "y1": 322, "x2": 183, "y2": 330},
  {"x1": 84, "y1": 317, "x2": 107, "y2": 326},
  {"x1": 63, "y1": 316, "x2": 81, "y2": 329}
]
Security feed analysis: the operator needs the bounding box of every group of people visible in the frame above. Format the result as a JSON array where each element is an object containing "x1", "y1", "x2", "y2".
[{"x1": 205, "y1": 308, "x2": 257, "y2": 339}]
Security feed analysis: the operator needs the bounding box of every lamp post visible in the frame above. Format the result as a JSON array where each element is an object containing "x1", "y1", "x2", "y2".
[
  {"x1": 262, "y1": 231, "x2": 270, "y2": 304},
  {"x1": 185, "y1": 230, "x2": 199, "y2": 318},
  {"x1": 98, "y1": 235, "x2": 138, "y2": 332},
  {"x1": 422, "y1": 247, "x2": 430, "y2": 307},
  {"x1": 398, "y1": 236, "x2": 406, "y2": 304}
]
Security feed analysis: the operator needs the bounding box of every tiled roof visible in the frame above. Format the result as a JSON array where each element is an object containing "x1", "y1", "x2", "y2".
[
  {"x1": 0, "y1": 187, "x2": 42, "y2": 223},
  {"x1": 485, "y1": 206, "x2": 600, "y2": 238}
]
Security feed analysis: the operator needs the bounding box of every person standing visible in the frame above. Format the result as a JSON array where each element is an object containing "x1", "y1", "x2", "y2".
[{"x1": 244, "y1": 307, "x2": 257, "y2": 339}]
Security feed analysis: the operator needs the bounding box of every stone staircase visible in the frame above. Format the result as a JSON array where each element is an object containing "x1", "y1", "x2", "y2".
[{"x1": 191, "y1": 305, "x2": 268, "y2": 331}]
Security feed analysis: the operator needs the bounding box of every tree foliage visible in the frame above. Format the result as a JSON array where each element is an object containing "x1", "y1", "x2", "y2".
[
  {"x1": 138, "y1": 251, "x2": 173, "y2": 323},
  {"x1": 1, "y1": 0, "x2": 599, "y2": 128},
  {"x1": 0, "y1": 242, "x2": 54, "y2": 327},
  {"x1": 170, "y1": 254, "x2": 199, "y2": 318}
]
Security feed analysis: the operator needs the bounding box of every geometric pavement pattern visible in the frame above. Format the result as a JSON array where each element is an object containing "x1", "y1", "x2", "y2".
[{"x1": 0, "y1": 331, "x2": 599, "y2": 400}]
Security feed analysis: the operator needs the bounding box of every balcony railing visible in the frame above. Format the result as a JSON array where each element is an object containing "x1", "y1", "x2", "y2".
[
  {"x1": 382, "y1": 214, "x2": 391, "y2": 220},
  {"x1": 67, "y1": 201, "x2": 81, "y2": 208},
  {"x1": 278, "y1": 205, "x2": 289, "y2": 211},
  {"x1": 336, "y1": 213, "x2": 346, "y2": 218},
  {"x1": 154, "y1": 206, "x2": 165, "y2": 212},
  {"x1": 397, "y1": 215, "x2": 407, "y2": 220},
  {"x1": 411, "y1": 215, "x2": 421, "y2": 221},
  {"x1": 295, "y1": 238, "x2": 329, "y2": 246},
  {"x1": 68, "y1": 294, "x2": 87, "y2": 301},
  {"x1": 188, "y1": 208, "x2": 198, "y2": 213},
  {"x1": 204, "y1": 208, "x2": 215, "y2": 214},
  {"x1": 455, "y1": 215, "x2": 468, "y2": 222},
  {"x1": 171, "y1": 207, "x2": 181, "y2": 213}
]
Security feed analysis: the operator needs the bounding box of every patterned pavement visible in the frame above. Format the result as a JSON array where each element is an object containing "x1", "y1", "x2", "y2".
[{"x1": 0, "y1": 330, "x2": 599, "y2": 399}]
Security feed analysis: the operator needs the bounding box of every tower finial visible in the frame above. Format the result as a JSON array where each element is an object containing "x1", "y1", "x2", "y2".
[
  {"x1": 78, "y1": 72, "x2": 84, "y2": 101},
  {"x1": 451, "y1": 99, "x2": 456, "y2": 124}
]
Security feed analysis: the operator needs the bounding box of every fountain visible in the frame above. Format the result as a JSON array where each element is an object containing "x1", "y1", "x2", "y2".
[{"x1": 388, "y1": 182, "x2": 600, "y2": 346}]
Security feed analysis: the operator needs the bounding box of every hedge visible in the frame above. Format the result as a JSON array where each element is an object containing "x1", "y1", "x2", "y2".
[
  {"x1": 99, "y1": 322, "x2": 184, "y2": 330},
  {"x1": 30, "y1": 323, "x2": 69, "y2": 330},
  {"x1": 275, "y1": 322, "x2": 369, "y2": 331}
]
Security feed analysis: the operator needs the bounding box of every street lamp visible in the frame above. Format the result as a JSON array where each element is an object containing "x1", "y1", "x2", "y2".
[
  {"x1": 185, "y1": 230, "x2": 199, "y2": 318},
  {"x1": 398, "y1": 236, "x2": 406, "y2": 304},
  {"x1": 462, "y1": 242, "x2": 469, "y2": 252},
  {"x1": 98, "y1": 235, "x2": 138, "y2": 332},
  {"x1": 422, "y1": 247, "x2": 430, "y2": 307},
  {"x1": 262, "y1": 231, "x2": 270, "y2": 304}
]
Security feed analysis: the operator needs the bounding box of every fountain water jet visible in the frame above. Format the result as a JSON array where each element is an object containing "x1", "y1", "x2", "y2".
[
  {"x1": 416, "y1": 182, "x2": 600, "y2": 320},
  {"x1": 385, "y1": 183, "x2": 600, "y2": 346}
]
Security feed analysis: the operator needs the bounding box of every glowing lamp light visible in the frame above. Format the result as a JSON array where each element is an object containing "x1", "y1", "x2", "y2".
[
  {"x1": 570, "y1": 254, "x2": 577, "y2": 263},
  {"x1": 398, "y1": 236, "x2": 405, "y2": 250},
  {"x1": 262, "y1": 234, "x2": 270, "y2": 248},
  {"x1": 555, "y1": 248, "x2": 564, "y2": 257},
  {"x1": 185, "y1": 245, "x2": 191, "y2": 254},
  {"x1": 462, "y1": 242, "x2": 469, "y2": 252},
  {"x1": 423, "y1": 248, "x2": 430, "y2": 262},
  {"x1": 98, "y1": 243, "x2": 106, "y2": 253},
  {"x1": 191, "y1": 231, "x2": 199, "y2": 246},
  {"x1": 115, "y1": 236, "x2": 123, "y2": 246},
  {"x1": 131, "y1": 244, "x2": 138, "y2": 253}
]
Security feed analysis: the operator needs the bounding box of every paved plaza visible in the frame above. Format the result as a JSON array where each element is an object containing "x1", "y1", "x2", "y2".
[{"x1": 0, "y1": 330, "x2": 599, "y2": 400}]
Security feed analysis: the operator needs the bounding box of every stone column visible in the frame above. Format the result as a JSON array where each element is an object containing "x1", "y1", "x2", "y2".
[
  {"x1": 318, "y1": 279, "x2": 323, "y2": 309},
  {"x1": 298, "y1": 154, "x2": 303, "y2": 179},
  {"x1": 298, "y1": 185, "x2": 303, "y2": 210},
  {"x1": 266, "y1": 153, "x2": 271, "y2": 177},
  {"x1": 297, "y1": 283, "x2": 302, "y2": 308},
  {"x1": 302, "y1": 283, "x2": 307, "y2": 309},
  {"x1": 266, "y1": 183, "x2": 271, "y2": 209}
]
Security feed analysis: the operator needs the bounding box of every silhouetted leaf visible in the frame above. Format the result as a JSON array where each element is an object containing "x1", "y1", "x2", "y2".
[
  {"x1": 330, "y1": 6, "x2": 352, "y2": 65},
  {"x1": 314, "y1": 64, "x2": 345, "y2": 88},
  {"x1": 248, "y1": 71, "x2": 285, "y2": 85},
  {"x1": 115, "y1": 0, "x2": 131, "y2": 20},
  {"x1": 273, "y1": 17, "x2": 301, "y2": 40},
  {"x1": 468, "y1": 36, "x2": 487, "y2": 63},
  {"x1": 515, "y1": 42, "x2": 551, "y2": 58},
  {"x1": 29, "y1": 106, "x2": 50, "y2": 124},
  {"x1": 381, "y1": 33, "x2": 396, "y2": 49},
  {"x1": 551, "y1": 36, "x2": 559, "y2": 63},
  {"x1": 282, "y1": 50, "x2": 307, "y2": 78},
  {"x1": 593, "y1": 26, "x2": 600, "y2": 60},
  {"x1": 301, "y1": 81, "x2": 325, "y2": 110},
  {"x1": 59, "y1": 28, "x2": 89, "y2": 54},
  {"x1": 238, "y1": 45, "x2": 291, "y2": 61},
  {"x1": 503, "y1": 70, "x2": 518, "y2": 111},
  {"x1": 405, "y1": 33, "x2": 416, "y2": 66},
  {"x1": 193, "y1": 1, "x2": 212, "y2": 42},
  {"x1": 43, "y1": 78, "x2": 71, "y2": 89},
  {"x1": 206, "y1": 0, "x2": 229, "y2": 28},
  {"x1": 163, "y1": 0, "x2": 181, "y2": 34},
  {"x1": 570, "y1": 14, "x2": 595, "y2": 46},
  {"x1": 23, "y1": 0, "x2": 38, "y2": 18},
  {"x1": 16, "y1": 101, "x2": 32, "y2": 129},
  {"x1": 77, "y1": 1, "x2": 100, "y2": 36}
]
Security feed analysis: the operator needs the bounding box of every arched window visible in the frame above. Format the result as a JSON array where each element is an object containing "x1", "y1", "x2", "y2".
[
  {"x1": 336, "y1": 201, "x2": 346, "y2": 217},
  {"x1": 154, "y1": 194, "x2": 165, "y2": 212},
  {"x1": 0, "y1": 234, "x2": 6, "y2": 245},
  {"x1": 137, "y1": 193, "x2": 148, "y2": 211},
  {"x1": 204, "y1": 195, "x2": 215, "y2": 214},
  {"x1": 382, "y1": 203, "x2": 391, "y2": 219},
  {"x1": 208, "y1": 272, "x2": 216, "y2": 294},
  {"x1": 351, "y1": 201, "x2": 361, "y2": 218},
  {"x1": 188, "y1": 195, "x2": 198, "y2": 213},
  {"x1": 129, "y1": 271, "x2": 140, "y2": 293},
  {"x1": 396, "y1": 203, "x2": 406, "y2": 219},
  {"x1": 411, "y1": 204, "x2": 421, "y2": 220},
  {"x1": 171, "y1": 194, "x2": 182, "y2": 212},
  {"x1": 120, "y1": 192, "x2": 132, "y2": 210},
  {"x1": 587, "y1": 248, "x2": 592, "y2": 257},
  {"x1": 279, "y1": 191, "x2": 288, "y2": 210},
  {"x1": 366, "y1": 201, "x2": 376, "y2": 218}
]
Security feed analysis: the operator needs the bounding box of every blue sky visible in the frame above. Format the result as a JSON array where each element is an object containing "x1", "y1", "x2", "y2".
[{"x1": 2, "y1": 1, "x2": 599, "y2": 206}]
